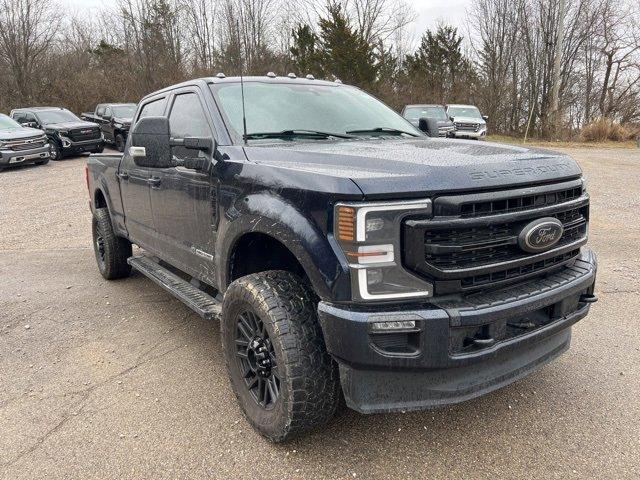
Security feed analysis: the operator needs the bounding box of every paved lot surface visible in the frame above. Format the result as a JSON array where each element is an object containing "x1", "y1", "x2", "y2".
[{"x1": 1, "y1": 147, "x2": 639, "y2": 479}]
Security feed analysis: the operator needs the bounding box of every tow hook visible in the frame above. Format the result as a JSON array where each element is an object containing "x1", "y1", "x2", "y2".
[{"x1": 579, "y1": 293, "x2": 598, "y2": 304}]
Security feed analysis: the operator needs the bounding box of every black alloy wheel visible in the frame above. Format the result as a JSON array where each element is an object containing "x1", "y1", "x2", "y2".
[{"x1": 235, "y1": 311, "x2": 280, "y2": 409}]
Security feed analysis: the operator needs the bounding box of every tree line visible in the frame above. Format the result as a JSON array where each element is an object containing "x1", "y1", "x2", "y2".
[{"x1": 0, "y1": 0, "x2": 638, "y2": 139}]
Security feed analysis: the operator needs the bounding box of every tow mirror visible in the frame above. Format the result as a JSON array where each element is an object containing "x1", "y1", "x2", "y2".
[
  {"x1": 418, "y1": 117, "x2": 440, "y2": 137},
  {"x1": 104, "y1": 114, "x2": 112, "y2": 121},
  {"x1": 129, "y1": 116, "x2": 172, "y2": 168},
  {"x1": 22, "y1": 121, "x2": 38, "y2": 128},
  {"x1": 482, "y1": 115, "x2": 489, "y2": 121}
]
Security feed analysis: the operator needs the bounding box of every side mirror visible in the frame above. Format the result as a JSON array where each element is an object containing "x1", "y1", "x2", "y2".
[
  {"x1": 104, "y1": 114, "x2": 112, "y2": 121},
  {"x1": 129, "y1": 116, "x2": 171, "y2": 168},
  {"x1": 418, "y1": 117, "x2": 440, "y2": 137},
  {"x1": 22, "y1": 121, "x2": 38, "y2": 128},
  {"x1": 482, "y1": 115, "x2": 489, "y2": 121}
]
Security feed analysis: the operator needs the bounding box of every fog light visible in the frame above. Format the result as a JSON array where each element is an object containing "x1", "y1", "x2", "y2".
[{"x1": 371, "y1": 320, "x2": 416, "y2": 331}]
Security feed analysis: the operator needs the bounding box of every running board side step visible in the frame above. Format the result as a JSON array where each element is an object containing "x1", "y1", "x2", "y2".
[{"x1": 128, "y1": 255, "x2": 222, "y2": 320}]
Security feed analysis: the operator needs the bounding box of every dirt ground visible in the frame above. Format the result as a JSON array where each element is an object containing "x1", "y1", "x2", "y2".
[{"x1": 1, "y1": 146, "x2": 639, "y2": 479}]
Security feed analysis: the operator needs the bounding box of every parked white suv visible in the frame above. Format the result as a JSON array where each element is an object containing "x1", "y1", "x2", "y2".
[{"x1": 446, "y1": 104, "x2": 488, "y2": 139}]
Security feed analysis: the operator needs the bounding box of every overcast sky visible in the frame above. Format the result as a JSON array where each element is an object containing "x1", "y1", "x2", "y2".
[{"x1": 65, "y1": 0, "x2": 473, "y2": 39}]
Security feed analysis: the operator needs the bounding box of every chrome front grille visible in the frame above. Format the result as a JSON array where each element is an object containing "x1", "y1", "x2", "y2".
[
  {"x1": 402, "y1": 180, "x2": 589, "y2": 294},
  {"x1": 2, "y1": 135, "x2": 47, "y2": 151},
  {"x1": 455, "y1": 122, "x2": 479, "y2": 132}
]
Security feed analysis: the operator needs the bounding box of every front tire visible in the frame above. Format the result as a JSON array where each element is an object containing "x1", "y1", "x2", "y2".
[
  {"x1": 115, "y1": 134, "x2": 125, "y2": 152},
  {"x1": 49, "y1": 142, "x2": 63, "y2": 161},
  {"x1": 92, "y1": 207, "x2": 132, "y2": 279},
  {"x1": 221, "y1": 271, "x2": 340, "y2": 442},
  {"x1": 92, "y1": 144, "x2": 105, "y2": 154},
  {"x1": 35, "y1": 157, "x2": 50, "y2": 166}
]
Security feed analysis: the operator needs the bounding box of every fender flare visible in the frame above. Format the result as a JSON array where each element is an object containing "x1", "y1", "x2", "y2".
[{"x1": 216, "y1": 193, "x2": 350, "y2": 301}]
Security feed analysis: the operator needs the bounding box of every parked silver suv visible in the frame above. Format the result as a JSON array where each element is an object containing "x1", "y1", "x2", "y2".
[
  {"x1": 445, "y1": 104, "x2": 488, "y2": 139},
  {"x1": 0, "y1": 114, "x2": 50, "y2": 171}
]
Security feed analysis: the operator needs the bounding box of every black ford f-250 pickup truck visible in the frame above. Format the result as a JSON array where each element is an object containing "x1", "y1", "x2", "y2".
[
  {"x1": 82, "y1": 103, "x2": 137, "y2": 152},
  {"x1": 11, "y1": 107, "x2": 104, "y2": 160},
  {"x1": 86, "y1": 76, "x2": 597, "y2": 442}
]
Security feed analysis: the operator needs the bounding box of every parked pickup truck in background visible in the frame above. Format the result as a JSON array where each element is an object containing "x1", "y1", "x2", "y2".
[
  {"x1": 401, "y1": 104, "x2": 456, "y2": 137},
  {"x1": 11, "y1": 107, "x2": 104, "y2": 160},
  {"x1": 446, "y1": 104, "x2": 488, "y2": 139},
  {"x1": 82, "y1": 103, "x2": 137, "y2": 152},
  {"x1": 0, "y1": 113, "x2": 50, "y2": 171},
  {"x1": 86, "y1": 75, "x2": 597, "y2": 442}
]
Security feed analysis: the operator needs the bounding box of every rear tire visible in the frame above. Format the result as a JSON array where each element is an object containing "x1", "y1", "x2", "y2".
[
  {"x1": 221, "y1": 271, "x2": 340, "y2": 442},
  {"x1": 115, "y1": 134, "x2": 125, "y2": 152},
  {"x1": 92, "y1": 207, "x2": 132, "y2": 280}
]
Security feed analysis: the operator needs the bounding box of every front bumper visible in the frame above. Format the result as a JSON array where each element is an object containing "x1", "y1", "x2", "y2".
[
  {"x1": 0, "y1": 145, "x2": 50, "y2": 166},
  {"x1": 453, "y1": 128, "x2": 487, "y2": 138},
  {"x1": 318, "y1": 248, "x2": 597, "y2": 413},
  {"x1": 59, "y1": 136, "x2": 104, "y2": 153}
]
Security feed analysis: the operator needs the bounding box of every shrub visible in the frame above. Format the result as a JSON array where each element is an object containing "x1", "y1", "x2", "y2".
[{"x1": 581, "y1": 118, "x2": 634, "y2": 142}]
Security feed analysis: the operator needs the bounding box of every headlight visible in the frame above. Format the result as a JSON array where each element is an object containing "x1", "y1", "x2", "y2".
[
  {"x1": 334, "y1": 200, "x2": 433, "y2": 301},
  {"x1": 114, "y1": 123, "x2": 123, "y2": 128},
  {"x1": 581, "y1": 177, "x2": 588, "y2": 194},
  {"x1": 59, "y1": 130, "x2": 69, "y2": 136}
]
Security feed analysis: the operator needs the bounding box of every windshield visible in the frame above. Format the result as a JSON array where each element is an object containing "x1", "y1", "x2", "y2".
[
  {"x1": 0, "y1": 114, "x2": 22, "y2": 130},
  {"x1": 111, "y1": 105, "x2": 136, "y2": 118},
  {"x1": 36, "y1": 110, "x2": 81, "y2": 124},
  {"x1": 404, "y1": 106, "x2": 448, "y2": 121},
  {"x1": 447, "y1": 106, "x2": 483, "y2": 120},
  {"x1": 211, "y1": 82, "x2": 419, "y2": 140}
]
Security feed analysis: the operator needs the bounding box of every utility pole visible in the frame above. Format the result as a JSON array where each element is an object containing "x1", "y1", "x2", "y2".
[{"x1": 549, "y1": 0, "x2": 566, "y2": 137}]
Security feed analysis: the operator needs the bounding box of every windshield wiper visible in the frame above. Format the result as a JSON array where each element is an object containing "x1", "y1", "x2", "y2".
[
  {"x1": 244, "y1": 129, "x2": 355, "y2": 140},
  {"x1": 346, "y1": 127, "x2": 419, "y2": 137}
]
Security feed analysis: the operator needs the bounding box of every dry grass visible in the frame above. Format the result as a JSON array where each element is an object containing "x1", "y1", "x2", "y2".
[{"x1": 580, "y1": 118, "x2": 637, "y2": 142}]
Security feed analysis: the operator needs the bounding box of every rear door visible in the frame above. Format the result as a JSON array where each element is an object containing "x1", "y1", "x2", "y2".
[
  {"x1": 119, "y1": 96, "x2": 168, "y2": 249},
  {"x1": 148, "y1": 88, "x2": 218, "y2": 283}
]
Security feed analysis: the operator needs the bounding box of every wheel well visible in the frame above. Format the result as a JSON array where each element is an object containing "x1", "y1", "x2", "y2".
[
  {"x1": 229, "y1": 233, "x2": 307, "y2": 284},
  {"x1": 94, "y1": 189, "x2": 107, "y2": 209}
]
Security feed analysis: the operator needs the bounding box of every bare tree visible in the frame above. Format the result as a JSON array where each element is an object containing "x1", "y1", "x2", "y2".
[{"x1": 0, "y1": 0, "x2": 61, "y2": 105}]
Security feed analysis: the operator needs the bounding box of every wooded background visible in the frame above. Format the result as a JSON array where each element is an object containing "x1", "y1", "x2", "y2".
[{"x1": 0, "y1": 0, "x2": 638, "y2": 139}]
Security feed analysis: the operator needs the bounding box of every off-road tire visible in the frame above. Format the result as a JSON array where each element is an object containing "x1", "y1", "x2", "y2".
[
  {"x1": 34, "y1": 158, "x2": 49, "y2": 166},
  {"x1": 92, "y1": 207, "x2": 132, "y2": 280},
  {"x1": 92, "y1": 144, "x2": 105, "y2": 154},
  {"x1": 221, "y1": 271, "x2": 341, "y2": 442},
  {"x1": 115, "y1": 134, "x2": 125, "y2": 152}
]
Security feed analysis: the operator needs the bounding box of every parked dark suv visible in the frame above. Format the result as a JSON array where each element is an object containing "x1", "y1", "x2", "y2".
[
  {"x1": 402, "y1": 104, "x2": 456, "y2": 137},
  {"x1": 11, "y1": 107, "x2": 104, "y2": 160},
  {"x1": 0, "y1": 113, "x2": 50, "y2": 171}
]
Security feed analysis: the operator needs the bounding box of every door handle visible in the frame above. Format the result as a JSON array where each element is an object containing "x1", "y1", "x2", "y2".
[
  {"x1": 117, "y1": 172, "x2": 129, "y2": 181},
  {"x1": 148, "y1": 177, "x2": 162, "y2": 187}
]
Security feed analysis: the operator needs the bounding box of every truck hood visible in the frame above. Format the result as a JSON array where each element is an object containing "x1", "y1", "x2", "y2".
[
  {"x1": 452, "y1": 116, "x2": 486, "y2": 126},
  {"x1": 45, "y1": 121, "x2": 99, "y2": 131},
  {"x1": 243, "y1": 137, "x2": 582, "y2": 198},
  {"x1": 114, "y1": 117, "x2": 133, "y2": 125},
  {"x1": 0, "y1": 126, "x2": 44, "y2": 140}
]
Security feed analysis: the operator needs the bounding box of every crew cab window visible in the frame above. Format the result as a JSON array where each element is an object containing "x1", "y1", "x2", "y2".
[
  {"x1": 138, "y1": 98, "x2": 167, "y2": 120},
  {"x1": 169, "y1": 93, "x2": 210, "y2": 138}
]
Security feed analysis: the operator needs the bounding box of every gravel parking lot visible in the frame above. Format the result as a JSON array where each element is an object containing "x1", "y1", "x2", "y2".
[{"x1": 1, "y1": 146, "x2": 639, "y2": 479}]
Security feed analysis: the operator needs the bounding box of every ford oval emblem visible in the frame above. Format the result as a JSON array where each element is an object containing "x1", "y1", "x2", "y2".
[{"x1": 518, "y1": 218, "x2": 564, "y2": 253}]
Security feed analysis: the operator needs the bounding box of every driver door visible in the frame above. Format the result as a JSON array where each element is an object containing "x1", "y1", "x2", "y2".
[{"x1": 148, "y1": 89, "x2": 218, "y2": 284}]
